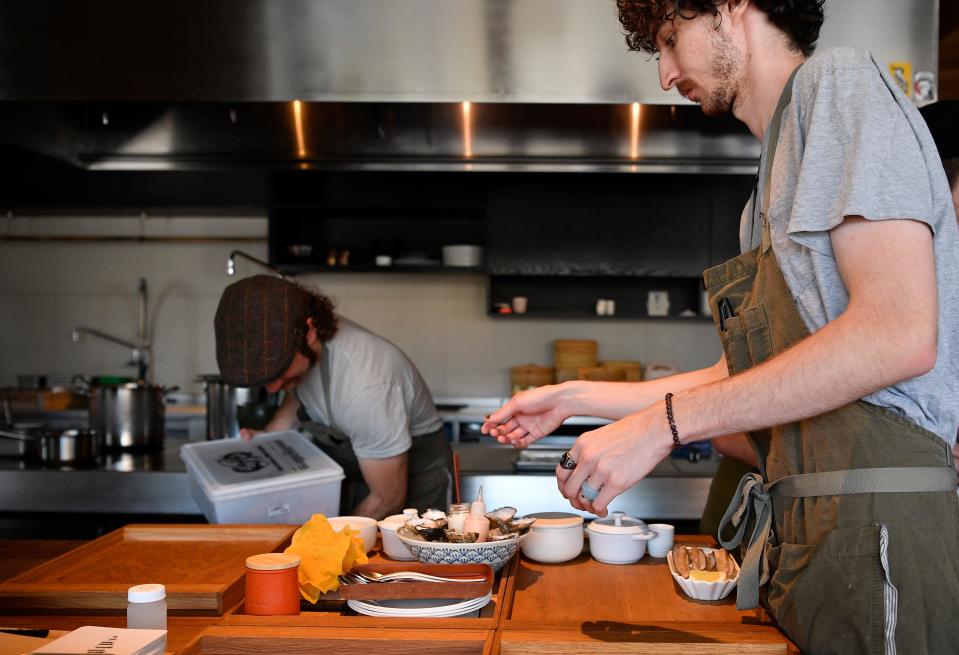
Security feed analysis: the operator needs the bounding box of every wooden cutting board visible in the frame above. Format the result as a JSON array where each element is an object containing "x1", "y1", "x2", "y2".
[{"x1": 0, "y1": 524, "x2": 295, "y2": 615}]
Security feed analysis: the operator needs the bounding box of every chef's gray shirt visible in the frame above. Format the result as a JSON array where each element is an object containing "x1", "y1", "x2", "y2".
[
  {"x1": 740, "y1": 47, "x2": 959, "y2": 444},
  {"x1": 296, "y1": 317, "x2": 443, "y2": 459}
]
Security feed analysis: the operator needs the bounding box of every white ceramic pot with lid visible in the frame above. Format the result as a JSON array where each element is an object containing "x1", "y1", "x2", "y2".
[
  {"x1": 586, "y1": 511, "x2": 655, "y2": 564},
  {"x1": 520, "y1": 512, "x2": 584, "y2": 563}
]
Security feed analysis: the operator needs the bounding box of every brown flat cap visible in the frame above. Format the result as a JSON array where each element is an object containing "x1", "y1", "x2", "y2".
[{"x1": 214, "y1": 275, "x2": 312, "y2": 387}]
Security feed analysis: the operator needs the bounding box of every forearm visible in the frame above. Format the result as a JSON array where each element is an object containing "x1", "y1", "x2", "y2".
[
  {"x1": 561, "y1": 356, "x2": 729, "y2": 420},
  {"x1": 712, "y1": 433, "x2": 759, "y2": 467},
  {"x1": 672, "y1": 307, "x2": 932, "y2": 443},
  {"x1": 265, "y1": 392, "x2": 302, "y2": 432},
  {"x1": 352, "y1": 492, "x2": 404, "y2": 521}
]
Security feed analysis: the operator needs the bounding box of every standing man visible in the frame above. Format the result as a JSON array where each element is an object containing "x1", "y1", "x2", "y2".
[
  {"x1": 484, "y1": 1, "x2": 959, "y2": 652},
  {"x1": 215, "y1": 275, "x2": 452, "y2": 520}
]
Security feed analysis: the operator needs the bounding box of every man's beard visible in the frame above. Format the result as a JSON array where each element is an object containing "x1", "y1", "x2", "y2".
[{"x1": 701, "y1": 29, "x2": 741, "y2": 115}]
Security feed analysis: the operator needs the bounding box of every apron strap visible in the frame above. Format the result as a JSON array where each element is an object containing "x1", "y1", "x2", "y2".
[{"x1": 719, "y1": 466, "x2": 957, "y2": 610}]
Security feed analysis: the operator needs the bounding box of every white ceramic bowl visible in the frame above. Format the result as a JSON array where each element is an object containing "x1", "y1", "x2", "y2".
[
  {"x1": 667, "y1": 547, "x2": 740, "y2": 601},
  {"x1": 377, "y1": 514, "x2": 417, "y2": 561},
  {"x1": 328, "y1": 516, "x2": 378, "y2": 553},
  {"x1": 441, "y1": 244, "x2": 483, "y2": 267},
  {"x1": 520, "y1": 512, "x2": 584, "y2": 564},
  {"x1": 397, "y1": 533, "x2": 527, "y2": 572}
]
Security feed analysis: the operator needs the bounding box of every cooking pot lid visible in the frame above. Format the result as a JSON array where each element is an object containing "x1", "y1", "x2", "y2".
[{"x1": 587, "y1": 511, "x2": 651, "y2": 535}]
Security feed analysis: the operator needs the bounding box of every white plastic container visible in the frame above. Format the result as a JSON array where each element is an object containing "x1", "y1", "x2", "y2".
[
  {"x1": 520, "y1": 512, "x2": 584, "y2": 563},
  {"x1": 180, "y1": 431, "x2": 344, "y2": 524},
  {"x1": 586, "y1": 512, "x2": 655, "y2": 565},
  {"x1": 127, "y1": 583, "x2": 167, "y2": 630}
]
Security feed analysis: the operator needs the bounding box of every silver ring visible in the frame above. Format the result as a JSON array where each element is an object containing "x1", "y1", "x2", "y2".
[
  {"x1": 560, "y1": 451, "x2": 577, "y2": 470},
  {"x1": 581, "y1": 479, "x2": 601, "y2": 501}
]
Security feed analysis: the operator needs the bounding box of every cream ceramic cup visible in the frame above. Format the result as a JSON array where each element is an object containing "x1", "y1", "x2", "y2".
[
  {"x1": 646, "y1": 523, "x2": 675, "y2": 558},
  {"x1": 328, "y1": 516, "x2": 378, "y2": 553}
]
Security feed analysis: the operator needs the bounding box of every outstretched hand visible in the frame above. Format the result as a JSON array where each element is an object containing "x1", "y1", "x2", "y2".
[{"x1": 480, "y1": 384, "x2": 572, "y2": 448}]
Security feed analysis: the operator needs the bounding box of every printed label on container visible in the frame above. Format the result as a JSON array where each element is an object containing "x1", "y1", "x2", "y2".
[{"x1": 267, "y1": 504, "x2": 292, "y2": 517}]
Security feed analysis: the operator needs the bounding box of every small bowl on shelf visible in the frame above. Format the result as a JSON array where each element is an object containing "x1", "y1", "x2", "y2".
[
  {"x1": 397, "y1": 533, "x2": 527, "y2": 572},
  {"x1": 286, "y1": 244, "x2": 313, "y2": 258}
]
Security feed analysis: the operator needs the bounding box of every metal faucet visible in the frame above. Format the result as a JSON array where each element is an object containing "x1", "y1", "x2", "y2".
[
  {"x1": 227, "y1": 250, "x2": 286, "y2": 278},
  {"x1": 72, "y1": 278, "x2": 152, "y2": 383}
]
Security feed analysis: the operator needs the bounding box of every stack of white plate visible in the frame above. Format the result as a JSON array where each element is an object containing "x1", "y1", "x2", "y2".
[
  {"x1": 347, "y1": 590, "x2": 493, "y2": 617},
  {"x1": 441, "y1": 244, "x2": 483, "y2": 267}
]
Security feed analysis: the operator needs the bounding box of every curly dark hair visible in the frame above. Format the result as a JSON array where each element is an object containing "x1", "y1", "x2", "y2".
[
  {"x1": 304, "y1": 287, "x2": 339, "y2": 344},
  {"x1": 616, "y1": 0, "x2": 825, "y2": 57}
]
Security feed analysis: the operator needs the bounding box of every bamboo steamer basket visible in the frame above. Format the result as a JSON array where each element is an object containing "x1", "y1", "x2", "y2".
[
  {"x1": 554, "y1": 367, "x2": 580, "y2": 384},
  {"x1": 600, "y1": 360, "x2": 643, "y2": 381},
  {"x1": 577, "y1": 366, "x2": 626, "y2": 382},
  {"x1": 554, "y1": 340, "x2": 598, "y2": 370},
  {"x1": 511, "y1": 365, "x2": 555, "y2": 394}
]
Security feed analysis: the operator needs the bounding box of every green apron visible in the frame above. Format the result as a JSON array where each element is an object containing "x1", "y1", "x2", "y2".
[
  {"x1": 709, "y1": 67, "x2": 959, "y2": 654},
  {"x1": 297, "y1": 354, "x2": 453, "y2": 516}
]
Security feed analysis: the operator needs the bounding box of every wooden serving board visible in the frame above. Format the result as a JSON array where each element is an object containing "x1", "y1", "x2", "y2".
[
  {"x1": 0, "y1": 524, "x2": 296, "y2": 615},
  {"x1": 500, "y1": 536, "x2": 796, "y2": 654}
]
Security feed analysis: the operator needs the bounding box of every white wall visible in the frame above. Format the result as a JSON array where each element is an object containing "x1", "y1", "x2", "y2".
[{"x1": 0, "y1": 216, "x2": 722, "y2": 397}]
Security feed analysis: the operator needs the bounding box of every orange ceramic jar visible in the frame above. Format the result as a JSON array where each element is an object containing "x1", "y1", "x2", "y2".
[{"x1": 244, "y1": 553, "x2": 301, "y2": 615}]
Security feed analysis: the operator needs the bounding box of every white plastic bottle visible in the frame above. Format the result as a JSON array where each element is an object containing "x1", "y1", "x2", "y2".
[
  {"x1": 463, "y1": 487, "x2": 490, "y2": 543},
  {"x1": 127, "y1": 583, "x2": 167, "y2": 630}
]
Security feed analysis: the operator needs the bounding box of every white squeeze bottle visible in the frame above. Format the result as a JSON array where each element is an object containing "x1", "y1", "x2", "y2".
[{"x1": 463, "y1": 486, "x2": 490, "y2": 543}]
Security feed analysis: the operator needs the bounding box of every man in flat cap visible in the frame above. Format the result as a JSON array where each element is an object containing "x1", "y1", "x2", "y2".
[{"x1": 214, "y1": 275, "x2": 452, "y2": 520}]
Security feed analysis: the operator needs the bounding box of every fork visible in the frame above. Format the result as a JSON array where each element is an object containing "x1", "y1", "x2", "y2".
[{"x1": 352, "y1": 570, "x2": 487, "y2": 583}]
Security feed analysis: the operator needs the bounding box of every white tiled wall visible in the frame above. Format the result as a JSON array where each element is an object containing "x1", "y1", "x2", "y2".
[{"x1": 0, "y1": 216, "x2": 722, "y2": 397}]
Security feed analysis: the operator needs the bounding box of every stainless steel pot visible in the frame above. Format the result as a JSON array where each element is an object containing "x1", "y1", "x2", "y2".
[
  {"x1": 86, "y1": 382, "x2": 168, "y2": 451},
  {"x1": 0, "y1": 426, "x2": 98, "y2": 466},
  {"x1": 197, "y1": 375, "x2": 257, "y2": 440}
]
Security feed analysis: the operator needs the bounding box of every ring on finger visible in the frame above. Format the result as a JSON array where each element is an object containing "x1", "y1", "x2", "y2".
[
  {"x1": 559, "y1": 451, "x2": 577, "y2": 470},
  {"x1": 581, "y1": 479, "x2": 601, "y2": 501}
]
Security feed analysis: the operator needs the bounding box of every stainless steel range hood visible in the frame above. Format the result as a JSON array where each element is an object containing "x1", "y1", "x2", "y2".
[{"x1": 0, "y1": 0, "x2": 939, "y2": 172}]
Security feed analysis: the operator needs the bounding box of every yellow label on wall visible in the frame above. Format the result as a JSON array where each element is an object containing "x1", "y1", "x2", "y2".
[{"x1": 888, "y1": 61, "x2": 913, "y2": 97}]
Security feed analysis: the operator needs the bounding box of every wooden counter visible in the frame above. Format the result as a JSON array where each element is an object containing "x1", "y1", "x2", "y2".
[{"x1": 0, "y1": 532, "x2": 795, "y2": 654}]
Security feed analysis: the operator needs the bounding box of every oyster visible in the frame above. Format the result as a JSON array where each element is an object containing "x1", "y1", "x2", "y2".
[
  {"x1": 445, "y1": 529, "x2": 478, "y2": 543},
  {"x1": 486, "y1": 506, "x2": 517, "y2": 522},
  {"x1": 397, "y1": 524, "x2": 426, "y2": 541},
  {"x1": 509, "y1": 517, "x2": 536, "y2": 532},
  {"x1": 413, "y1": 518, "x2": 448, "y2": 541},
  {"x1": 488, "y1": 531, "x2": 519, "y2": 541},
  {"x1": 422, "y1": 508, "x2": 447, "y2": 521}
]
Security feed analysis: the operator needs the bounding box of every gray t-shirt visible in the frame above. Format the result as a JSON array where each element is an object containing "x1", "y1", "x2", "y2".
[
  {"x1": 295, "y1": 317, "x2": 443, "y2": 459},
  {"x1": 740, "y1": 47, "x2": 959, "y2": 444}
]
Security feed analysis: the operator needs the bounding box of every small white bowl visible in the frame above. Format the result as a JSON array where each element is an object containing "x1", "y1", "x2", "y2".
[
  {"x1": 441, "y1": 244, "x2": 483, "y2": 267},
  {"x1": 520, "y1": 512, "x2": 584, "y2": 564},
  {"x1": 397, "y1": 533, "x2": 527, "y2": 572},
  {"x1": 666, "y1": 547, "x2": 740, "y2": 601},
  {"x1": 377, "y1": 514, "x2": 417, "y2": 561},
  {"x1": 328, "y1": 516, "x2": 378, "y2": 553}
]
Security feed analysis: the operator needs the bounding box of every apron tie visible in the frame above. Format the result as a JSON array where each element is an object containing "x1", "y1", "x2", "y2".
[
  {"x1": 718, "y1": 472, "x2": 774, "y2": 610},
  {"x1": 718, "y1": 466, "x2": 957, "y2": 611}
]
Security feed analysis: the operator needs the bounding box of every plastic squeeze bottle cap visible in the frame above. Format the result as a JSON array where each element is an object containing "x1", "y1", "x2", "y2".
[
  {"x1": 128, "y1": 583, "x2": 166, "y2": 603},
  {"x1": 470, "y1": 486, "x2": 486, "y2": 516}
]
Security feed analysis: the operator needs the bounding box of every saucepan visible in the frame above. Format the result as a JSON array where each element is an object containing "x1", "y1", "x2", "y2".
[
  {"x1": 73, "y1": 377, "x2": 176, "y2": 451},
  {"x1": 0, "y1": 426, "x2": 99, "y2": 466}
]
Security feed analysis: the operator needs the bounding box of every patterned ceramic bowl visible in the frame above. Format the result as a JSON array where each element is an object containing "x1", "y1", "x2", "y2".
[
  {"x1": 667, "y1": 547, "x2": 740, "y2": 601},
  {"x1": 397, "y1": 533, "x2": 527, "y2": 572}
]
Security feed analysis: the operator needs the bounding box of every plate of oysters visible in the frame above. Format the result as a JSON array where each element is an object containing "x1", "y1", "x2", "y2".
[
  {"x1": 396, "y1": 505, "x2": 534, "y2": 572},
  {"x1": 667, "y1": 545, "x2": 740, "y2": 601}
]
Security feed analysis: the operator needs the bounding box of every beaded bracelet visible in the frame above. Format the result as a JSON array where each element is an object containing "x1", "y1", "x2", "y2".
[{"x1": 664, "y1": 392, "x2": 682, "y2": 449}]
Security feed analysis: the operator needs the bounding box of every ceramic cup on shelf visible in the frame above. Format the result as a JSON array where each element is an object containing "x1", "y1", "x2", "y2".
[{"x1": 511, "y1": 296, "x2": 528, "y2": 314}]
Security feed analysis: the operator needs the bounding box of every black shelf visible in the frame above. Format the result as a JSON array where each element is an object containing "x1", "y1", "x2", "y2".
[
  {"x1": 277, "y1": 263, "x2": 484, "y2": 274},
  {"x1": 488, "y1": 311, "x2": 711, "y2": 321}
]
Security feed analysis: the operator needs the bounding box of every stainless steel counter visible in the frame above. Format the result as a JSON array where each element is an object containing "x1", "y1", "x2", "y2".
[{"x1": 0, "y1": 400, "x2": 717, "y2": 521}]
